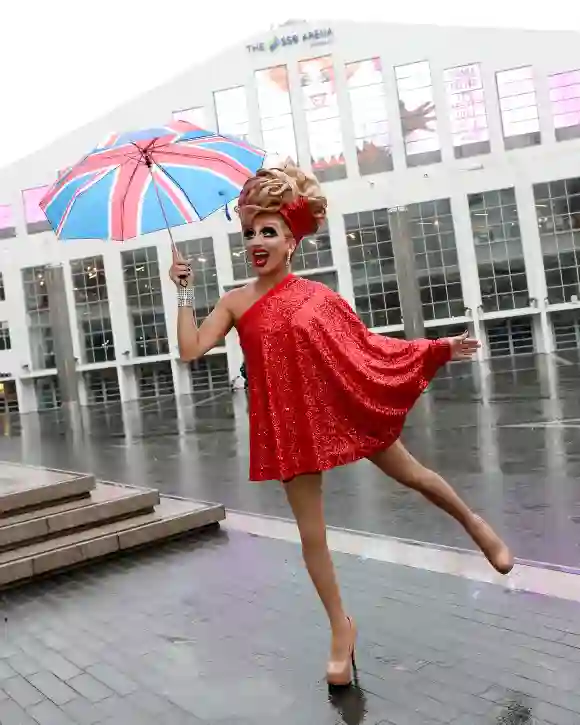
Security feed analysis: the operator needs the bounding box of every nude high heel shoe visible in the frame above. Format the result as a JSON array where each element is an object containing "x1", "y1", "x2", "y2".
[{"x1": 326, "y1": 616, "x2": 357, "y2": 687}]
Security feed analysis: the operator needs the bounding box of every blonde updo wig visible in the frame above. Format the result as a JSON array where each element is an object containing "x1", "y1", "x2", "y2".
[{"x1": 236, "y1": 159, "x2": 327, "y2": 236}]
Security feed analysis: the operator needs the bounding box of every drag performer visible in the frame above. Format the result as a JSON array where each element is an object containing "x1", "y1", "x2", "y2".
[{"x1": 170, "y1": 161, "x2": 513, "y2": 687}]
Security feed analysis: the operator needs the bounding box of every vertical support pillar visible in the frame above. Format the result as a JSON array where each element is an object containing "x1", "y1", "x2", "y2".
[
  {"x1": 389, "y1": 206, "x2": 425, "y2": 339},
  {"x1": 45, "y1": 264, "x2": 83, "y2": 442}
]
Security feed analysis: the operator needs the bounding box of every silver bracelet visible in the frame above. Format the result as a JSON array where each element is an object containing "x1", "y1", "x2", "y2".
[{"x1": 177, "y1": 286, "x2": 195, "y2": 308}]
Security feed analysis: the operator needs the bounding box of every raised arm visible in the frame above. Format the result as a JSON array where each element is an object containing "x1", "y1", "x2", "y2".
[{"x1": 169, "y1": 245, "x2": 234, "y2": 361}]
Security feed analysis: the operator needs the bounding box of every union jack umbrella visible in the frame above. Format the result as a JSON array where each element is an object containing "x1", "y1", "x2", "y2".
[{"x1": 40, "y1": 120, "x2": 265, "y2": 242}]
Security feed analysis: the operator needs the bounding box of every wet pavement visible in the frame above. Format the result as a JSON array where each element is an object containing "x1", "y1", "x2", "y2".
[
  {"x1": 0, "y1": 352, "x2": 579, "y2": 567},
  {"x1": 1, "y1": 352, "x2": 580, "y2": 724},
  {"x1": 1, "y1": 527, "x2": 580, "y2": 724}
]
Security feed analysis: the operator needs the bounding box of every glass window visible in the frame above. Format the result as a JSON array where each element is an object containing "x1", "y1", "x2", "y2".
[
  {"x1": 548, "y1": 70, "x2": 580, "y2": 142},
  {"x1": 291, "y1": 222, "x2": 334, "y2": 272},
  {"x1": 0, "y1": 380, "x2": 19, "y2": 413},
  {"x1": 552, "y1": 310, "x2": 580, "y2": 351},
  {"x1": 0, "y1": 273, "x2": 5, "y2": 302},
  {"x1": 22, "y1": 186, "x2": 51, "y2": 234},
  {"x1": 70, "y1": 255, "x2": 115, "y2": 364},
  {"x1": 172, "y1": 106, "x2": 207, "y2": 128},
  {"x1": 533, "y1": 175, "x2": 580, "y2": 305},
  {"x1": 176, "y1": 237, "x2": 224, "y2": 348},
  {"x1": 408, "y1": 199, "x2": 464, "y2": 321},
  {"x1": 486, "y1": 317, "x2": 535, "y2": 357},
  {"x1": 302, "y1": 270, "x2": 338, "y2": 291},
  {"x1": 395, "y1": 61, "x2": 440, "y2": 167},
  {"x1": 443, "y1": 63, "x2": 490, "y2": 159},
  {"x1": 496, "y1": 66, "x2": 541, "y2": 149},
  {"x1": 22, "y1": 266, "x2": 55, "y2": 369},
  {"x1": 346, "y1": 58, "x2": 393, "y2": 175},
  {"x1": 85, "y1": 369, "x2": 121, "y2": 404},
  {"x1": 299, "y1": 56, "x2": 347, "y2": 182},
  {"x1": 0, "y1": 322, "x2": 11, "y2": 351},
  {"x1": 0, "y1": 205, "x2": 16, "y2": 239},
  {"x1": 35, "y1": 377, "x2": 61, "y2": 410},
  {"x1": 214, "y1": 87, "x2": 249, "y2": 140},
  {"x1": 121, "y1": 247, "x2": 168, "y2": 356},
  {"x1": 190, "y1": 354, "x2": 230, "y2": 393},
  {"x1": 468, "y1": 189, "x2": 530, "y2": 312},
  {"x1": 229, "y1": 232, "x2": 253, "y2": 281},
  {"x1": 344, "y1": 209, "x2": 401, "y2": 328},
  {"x1": 137, "y1": 362, "x2": 175, "y2": 398},
  {"x1": 255, "y1": 66, "x2": 297, "y2": 160}
]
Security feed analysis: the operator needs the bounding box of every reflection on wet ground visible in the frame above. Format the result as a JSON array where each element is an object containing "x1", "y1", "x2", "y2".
[
  {"x1": 493, "y1": 696, "x2": 533, "y2": 724},
  {"x1": 328, "y1": 683, "x2": 368, "y2": 725},
  {"x1": 1, "y1": 353, "x2": 579, "y2": 567}
]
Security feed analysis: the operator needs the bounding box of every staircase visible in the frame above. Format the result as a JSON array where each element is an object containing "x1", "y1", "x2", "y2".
[{"x1": 0, "y1": 462, "x2": 225, "y2": 587}]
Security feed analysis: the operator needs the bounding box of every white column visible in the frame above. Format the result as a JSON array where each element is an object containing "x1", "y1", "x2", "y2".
[
  {"x1": 286, "y1": 61, "x2": 313, "y2": 171},
  {"x1": 479, "y1": 65, "x2": 506, "y2": 156},
  {"x1": 332, "y1": 51, "x2": 360, "y2": 180},
  {"x1": 533, "y1": 67, "x2": 556, "y2": 149},
  {"x1": 171, "y1": 358, "x2": 192, "y2": 398},
  {"x1": 118, "y1": 364, "x2": 139, "y2": 402},
  {"x1": 119, "y1": 367, "x2": 143, "y2": 442},
  {"x1": 379, "y1": 59, "x2": 407, "y2": 171},
  {"x1": 450, "y1": 195, "x2": 485, "y2": 358},
  {"x1": 15, "y1": 379, "x2": 37, "y2": 413},
  {"x1": 157, "y1": 239, "x2": 178, "y2": 356},
  {"x1": 4, "y1": 258, "x2": 35, "y2": 373},
  {"x1": 514, "y1": 183, "x2": 552, "y2": 353},
  {"x1": 20, "y1": 409, "x2": 42, "y2": 459},
  {"x1": 212, "y1": 222, "x2": 244, "y2": 382},
  {"x1": 430, "y1": 60, "x2": 455, "y2": 165},
  {"x1": 245, "y1": 72, "x2": 263, "y2": 149},
  {"x1": 102, "y1": 246, "x2": 134, "y2": 359},
  {"x1": 327, "y1": 212, "x2": 354, "y2": 307}
]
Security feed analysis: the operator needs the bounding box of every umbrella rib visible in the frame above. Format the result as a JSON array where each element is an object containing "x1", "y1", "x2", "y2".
[
  {"x1": 154, "y1": 147, "x2": 255, "y2": 168},
  {"x1": 117, "y1": 161, "x2": 142, "y2": 241},
  {"x1": 152, "y1": 159, "x2": 202, "y2": 222}
]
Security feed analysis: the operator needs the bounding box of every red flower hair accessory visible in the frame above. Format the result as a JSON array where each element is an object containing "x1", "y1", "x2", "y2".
[{"x1": 279, "y1": 195, "x2": 319, "y2": 244}]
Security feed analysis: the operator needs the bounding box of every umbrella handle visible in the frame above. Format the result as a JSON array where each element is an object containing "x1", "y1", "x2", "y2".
[{"x1": 170, "y1": 241, "x2": 190, "y2": 285}]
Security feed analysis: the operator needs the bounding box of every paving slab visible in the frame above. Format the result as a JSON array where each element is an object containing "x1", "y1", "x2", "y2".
[{"x1": 0, "y1": 526, "x2": 579, "y2": 724}]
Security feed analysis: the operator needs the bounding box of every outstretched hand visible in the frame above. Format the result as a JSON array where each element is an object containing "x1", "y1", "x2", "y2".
[{"x1": 446, "y1": 331, "x2": 480, "y2": 360}]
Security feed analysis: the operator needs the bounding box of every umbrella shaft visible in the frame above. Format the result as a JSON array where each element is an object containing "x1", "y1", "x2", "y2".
[{"x1": 148, "y1": 165, "x2": 176, "y2": 250}]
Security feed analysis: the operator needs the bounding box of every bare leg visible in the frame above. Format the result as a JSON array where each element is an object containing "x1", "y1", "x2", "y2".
[
  {"x1": 283, "y1": 474, "x2": 353, "y2": 670},
  {"x1": 368, "y1": 441, "x2": 513, "y2": 574}
]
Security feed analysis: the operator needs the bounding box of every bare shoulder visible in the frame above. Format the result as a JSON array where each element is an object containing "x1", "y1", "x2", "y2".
[{"x1": 221, "y1": 284, "x2": 255, "y2": 318}]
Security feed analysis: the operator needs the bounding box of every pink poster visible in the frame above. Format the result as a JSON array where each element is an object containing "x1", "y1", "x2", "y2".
[
  {"x1": 23, "y1": 186, "x2": 50, "y2": 224},
  {"x1": 549, "y1": 70, "x2": 580, "y2": 129},
  {"x1": 444, "y1": 64, "x2": 490, "y2": 146}
]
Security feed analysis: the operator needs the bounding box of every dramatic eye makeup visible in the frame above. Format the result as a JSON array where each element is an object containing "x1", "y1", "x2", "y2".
[{"x1": 244, "y1": 226, "x2": 279, "y2": 240}]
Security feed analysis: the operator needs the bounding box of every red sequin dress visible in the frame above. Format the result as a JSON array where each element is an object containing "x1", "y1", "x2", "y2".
[{"x1": 236, "y1": 274, "x2": 451, "y2": 482}]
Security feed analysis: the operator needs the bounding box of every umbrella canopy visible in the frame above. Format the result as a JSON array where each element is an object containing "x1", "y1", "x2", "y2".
[{"x1": 40, "y1": 120, "x2": 265, "y2": 241}]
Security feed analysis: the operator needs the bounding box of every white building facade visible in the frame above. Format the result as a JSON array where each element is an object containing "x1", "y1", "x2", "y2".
[{"x1": 0, "y1": 20, "x2": 579, "y2": 412}]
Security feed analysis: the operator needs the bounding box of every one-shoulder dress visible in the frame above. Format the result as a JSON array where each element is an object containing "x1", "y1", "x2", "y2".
[{"x1": 236, "y1": 274, "x2": 451, "y2": 482}]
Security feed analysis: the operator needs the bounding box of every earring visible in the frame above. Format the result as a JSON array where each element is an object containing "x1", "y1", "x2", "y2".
[{"x1": 286, "y1": 250, "x2": 292, "y2": 267}]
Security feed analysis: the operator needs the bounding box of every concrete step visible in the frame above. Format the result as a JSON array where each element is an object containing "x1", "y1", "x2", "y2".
[
  {"x1": 0, "y1": 463, "x2": 95, "y2": 515},
  {"x1": 0, "y1": 496, "x2": 225, "y2": 587},
  {"x1": 0, "y1": 484, "x2": 160, "y2": 550}
]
